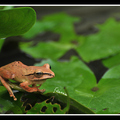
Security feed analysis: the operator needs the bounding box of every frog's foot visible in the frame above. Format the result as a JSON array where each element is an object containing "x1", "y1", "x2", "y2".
[
  {"x1": 20, "y1": 82, "x2": 45, "y2": 93},
  {"x1": 0, "y1": 76, "x2": 17, "y2": 101},
  {"x1": 10, "y1": 93, "x2": 17, "y2": 101},
  {"x1": 20, "y1": 85, "x2": 38, "y2": 92}
]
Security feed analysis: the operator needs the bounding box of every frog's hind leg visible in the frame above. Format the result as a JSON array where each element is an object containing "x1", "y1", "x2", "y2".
[
  {"x1": 0, "y1": 68, "x2": 15, "y2": 80},
  {"x1": 0, "y1": 76, "x2": 17, "y2": 101}
]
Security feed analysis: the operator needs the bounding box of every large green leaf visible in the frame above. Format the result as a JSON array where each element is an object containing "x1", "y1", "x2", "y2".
[
  {"x1": 0, "y1": 7, "x2": 36, "y2": 38},
  {"x1": 34, "y1": 57, "x2": 120, "y2": 113},
  {"x1": 76, "y1": 18, "x2": 120, "y2": 62},
  {"x1": 93, "y1": 65, "x2": 120, "y2": 114},
  {"x1": 35, "y1": 57, "x2": 96, "y2": 113}
]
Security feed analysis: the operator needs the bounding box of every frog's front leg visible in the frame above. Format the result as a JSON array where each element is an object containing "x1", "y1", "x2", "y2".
[
  {"x1": 20, "y1": 81, "x2": 45, "y2": 93},
  {"x1": 0, "y1": 76, "x2": 17, "y2": 101}
]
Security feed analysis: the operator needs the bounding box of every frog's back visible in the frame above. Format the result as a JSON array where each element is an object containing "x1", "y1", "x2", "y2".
[
  {"x1": 0, "y1": 61, "x2": 29, "y2": 83},
  {"x1": 1, "y1": 61, "x2": 26, "y2": 69}
]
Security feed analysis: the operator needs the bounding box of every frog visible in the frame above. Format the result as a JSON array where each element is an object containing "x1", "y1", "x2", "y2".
[{"x1": 0, "y1": 61, "x2": 55, "y2": 101}]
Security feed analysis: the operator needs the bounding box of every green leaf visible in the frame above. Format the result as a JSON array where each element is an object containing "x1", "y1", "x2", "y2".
[
  {"x1": 86, "y1": 64, "x2": 120, "y2": 113},
  {"x1": 19, "y1": 41, "x2": 75, "y2": 60},
  {"x1": 27, "y1": 87, "x2": 70, "y2": 114},
  {"x1": 27, "y1": 100, "x2": 63, "y2": 114},
  {"x1": 35, "y1": 57, "x2": 96, "y2": 113},
  {"x1": 22, "y1": 12, "x2": 80, "y2": 42},
  {"x1": 45, "y1": 92, "x2": 95, "y2": 114},
  {"x1": 0, "y1": 7, "x2": 36, "y2": 38},
  {"x1": 102, "y1": 53, "x2": 120, "y2": 68},
  {"x1": 102, "y1": 64, "x2": 120, "y2": 79},
  {"x1": 91, "y1": 65, "x2": 120, "y2": 114},
  {"x1": 61, "y1": 87, "x2": 70, "y2": 114},
  {"x1": 34, "y1": 57, "x2": 120, "y2": 113},
  {"x1": 96, "y1": 108, "x2": 118, "y2": 114},
  {"x1": 76, "y1": 18, "x2": 120, "y2": 62}
]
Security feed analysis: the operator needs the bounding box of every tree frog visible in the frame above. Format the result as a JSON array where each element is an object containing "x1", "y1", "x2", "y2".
[{"x1": 0, "y1": 61, "x2": 55, "y2": 101}]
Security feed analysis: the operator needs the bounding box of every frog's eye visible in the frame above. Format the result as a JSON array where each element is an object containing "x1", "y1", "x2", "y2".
[
  {"x1": 50, "y1": 65, "x2": 51, "y2": 69},
  {"x1": 34, "y1": 72, "x2": 43, "y2": 78}
]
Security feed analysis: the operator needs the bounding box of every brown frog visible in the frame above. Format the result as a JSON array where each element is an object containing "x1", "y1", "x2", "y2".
[{"x1": 0, "y1": 61, "x2": 55, "y2": 100}]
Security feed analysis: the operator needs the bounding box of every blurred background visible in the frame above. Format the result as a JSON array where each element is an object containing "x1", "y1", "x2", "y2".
[
  {"x1": 1, "y1": 6, "x2": 120, "y2": 81},
  {"x1": 32, "y1": 6, "x2": 120, "y2": 35}
]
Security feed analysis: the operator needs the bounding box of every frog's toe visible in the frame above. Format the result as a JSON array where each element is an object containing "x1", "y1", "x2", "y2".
[
  {"x1": 13, "y1": 97, "x2": 17, "y2": 101},
  {"x1": 10, "y1": 94, "x2": 17, "y2": 101}
]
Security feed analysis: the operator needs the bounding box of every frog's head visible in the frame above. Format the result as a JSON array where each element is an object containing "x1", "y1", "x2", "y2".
[
  {"x1": 25, "y1": 63, "x2": 55, "y2": 81},
  {"x1": 34, "y1": 63, "x2": 55, "y2": 80}
]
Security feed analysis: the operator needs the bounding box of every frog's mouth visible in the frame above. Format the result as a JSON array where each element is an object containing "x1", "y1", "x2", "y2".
[
  {"x1": 25, "y1": 72, "x2": 55, "y2": 80},
  {"x1": 42, "y1": 73, "x2": 54, "y2": 76}
]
